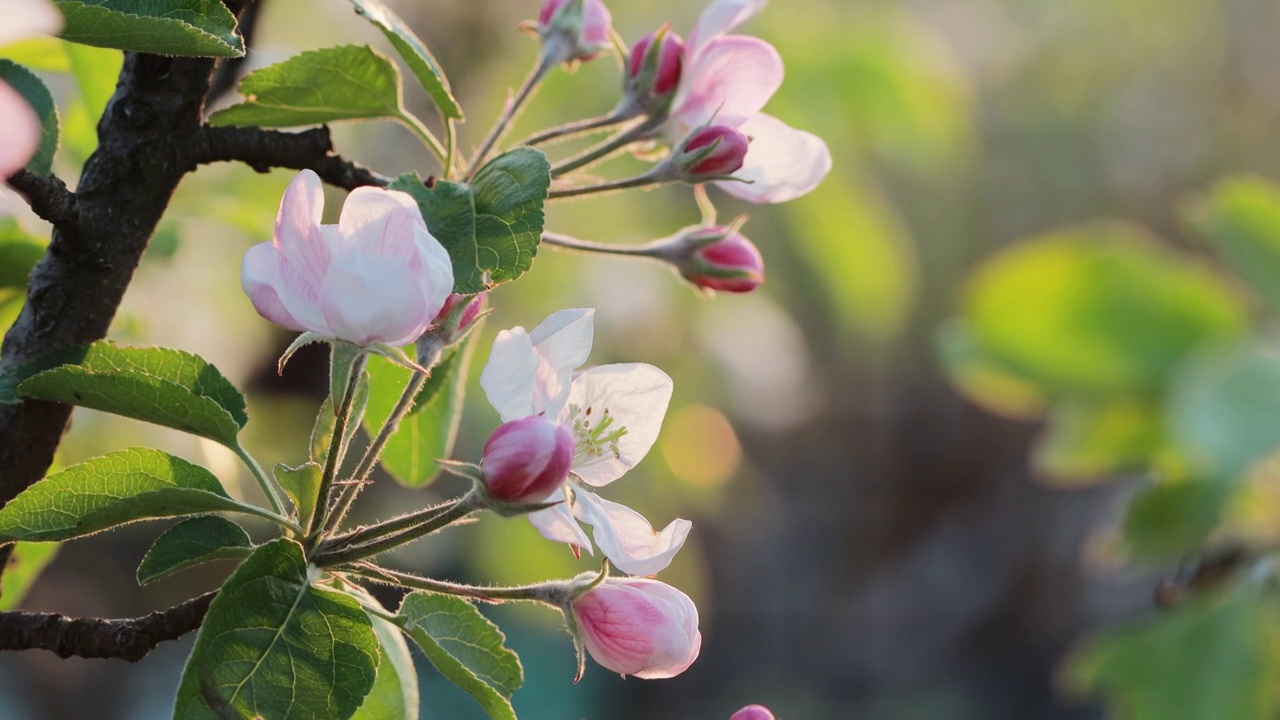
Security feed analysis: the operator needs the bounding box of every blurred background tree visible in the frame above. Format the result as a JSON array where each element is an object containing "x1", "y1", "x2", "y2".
[{"x1": 5, "y1": 0, "x2": 1280, "y2": 717}]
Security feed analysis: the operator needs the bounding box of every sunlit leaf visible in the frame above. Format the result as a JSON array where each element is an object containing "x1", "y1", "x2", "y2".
[
  {"x1": 937, "y1": 320, "x2": 1047, "y2": 419},
  {"x1": 1123, "y1": 480, "x2": 1233, "y2": 562},
  {"x1": 0, "y1": 60, "x2": 58, "y2": 176},
  {"x1": 136, "y1": 515, "x2": 251, "y2": 585},
  {"x1": 1188, "y1": 176, "x2": 1280, "y2": 313},
  {"x1": 173, "y1": 539, "x2": 380, "y2": 719},
  {"x1": 1034, "y1": 398, "x2": 1165, "y2": 483},
  {"x1": 55, "y1": 0, "x2": 244, "y2": 58},
  {"x1": 0, "y1": 542, "x2": 59, "y2": 611},
  {"x1": 348, "y1": 0, "x2": 461, "y2": 119}
]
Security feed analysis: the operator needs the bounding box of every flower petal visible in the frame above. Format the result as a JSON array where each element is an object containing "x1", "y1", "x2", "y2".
[
  {"x1": 241, "y1": 242, "x2": 305, "y2": 332},
  {"x1": 528, "y1": 308, "x2": 595, "y2": 419},
  {"x1": 337, "y1": 186, "x2": 424, "y2": 258},
  {"x1": 0, "y1": 81, "x2": 40, "y2": 178},
  {"x1": 480, "y1": 327, "x2": 542, "y2": 421},
  {"x1": 576, "y1": 492, "x2": 691, "y2": 576},
  {"x1": 0, "y1": 0, "x2": 62, "y2": 47},
  {"x1": 273, "y1": 170, "x2": 332, "y2": 323},
  {"x1": 319, "y1": 252, "x2": 431, "y2": 346},
  {"x1": 527, "y1": 486, "x2": 592, "y2": 550},
  {"x1": 671, "y1": 35, "x2": 782, "y2": 133},
  {"x1": 719, "y1": 113, "x2": 831, "y2": 203},
  {"x1": 565, "y1": 363, "x2": 673, "y2": 487},
  {"x1": 687, "y1": 0, "x2": 766, "y2": 56}
]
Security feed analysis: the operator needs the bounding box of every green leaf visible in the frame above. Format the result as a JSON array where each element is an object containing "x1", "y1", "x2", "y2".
[
  {"x1": 389, "y1": 150, "x2": 550, "y2": 294},
  {"x1": 54, "y1": 0, "x2": 244, "y2": 58},
  {"x1": 61, "y1": 42, "x2": 123, "y2": 160},
  {"x1": 1188, "y1": 176, "x2": 1280, "y2": 313},
  {"x1": 348, "y1": 0, "x2": 462, "y2": 120},
  {"x1": 936, "y1": 320, "x2": 1047, "y2": 419},
  {"x1": 276, "y1": 462, "x2": 322, "y2": 530},
  {"x1": 964, "y1": 223, "x2": 1247, "y2": 396},
  {"x1": 364, "y1": 339, "x2": 473, "y2": 487},
  {"x1": 397, "y1": 592, "x2": 522, "y2": 720},
  {"x1": 1123, "y1": 481, "x2": 1233, "y2": 562},
  {"x1": 0, "y1": 542, "x2": 59, "y2": 611},
  {"x1": 14, "y1": 342, "x2": 247, "y2": 446},
  {"x1": 1065, "y1": 587, "x2": 1280, "y2": 720},
  {"x1": 0, "y1": 60, "x2": 58, "y2": 176},
  {"x1": 1033, "y1": 399, "x2": 1165, "y2": 484},
  {"x1": 1171, "y1": 342, "x2": 1280, "y2": 481},
  {"x1": 471, "y1": 149, "x2": 550, "y2": 287},
  {"x1": 347, "y1": 586, "x2": 420, "y2": 720},
  {"x1": 136, "y1": 516, "x2": 252, "y2": 585},
  {"x1": 174, "y1": 539, "x2": 380, "y2": 719},
  {"x1": 0, "y1": 219, "x2": 46, "y2": 290},
  {"x1": 0, "y1": 448, "x2": 252, "y2": 542},
  {"x1": 209, "y1": 45, "x2": 410, "y2": 129}
]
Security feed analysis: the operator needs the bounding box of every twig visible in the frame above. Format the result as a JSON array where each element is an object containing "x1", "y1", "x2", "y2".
[
  {"x1": 0, "y1": 591, "x2": 216, "y2": 662},
  {"x1": 5, "y1": 170, "x2": 79, "y2": 230},
  {"x1": 193, "y1": 125, "x2": 390, "y2": 190}
]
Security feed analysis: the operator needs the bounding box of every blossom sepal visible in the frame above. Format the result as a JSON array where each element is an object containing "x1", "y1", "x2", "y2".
[
  {"x1": 416, "y1": 293, "x2": 490, "y2": 366},
  {"x1": 276, "y1": 332, "x2": 329, "y2": 375},
  {"x1": 367, "y1": 342, "x2": 431, "y2": 375},
  {"x1": 561, "y1": 563, "x2": 612, "y2": 682}
]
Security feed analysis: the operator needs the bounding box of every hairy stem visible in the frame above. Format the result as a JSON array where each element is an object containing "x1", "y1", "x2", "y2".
[
  {"x1": 309, "y1": 352, "x2": 368, "y2": 541},
  {"x1": 523, "y1": 111, "x2": 631, "y2": 147},
  {"x1": 548, "y1": 172, "x2": 661, "y2": 200},
  {"x1": 466, "y1": 55, "x2": 553, "y2": 179},
  {"x1": 540, "y1": 231, "x2": 666, "y2": 258},
  {"x1": 343, "y1": 564, "x2": 572, "y2": 606},
  {"x1": 550, "y1": 117, "x2": 662, "y2": 178},
  {"x1": 316, "y1": 490, "x2": 484, "y2": 566}
]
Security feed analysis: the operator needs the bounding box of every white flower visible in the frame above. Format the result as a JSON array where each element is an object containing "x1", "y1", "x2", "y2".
[{"x1": 479, "y1": 308, "x2": 689, "y2": 576}]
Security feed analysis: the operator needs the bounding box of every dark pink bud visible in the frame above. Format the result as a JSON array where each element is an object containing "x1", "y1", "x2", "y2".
[
  {"x1": 730, "y1": 706, "x2": 777, "y2": 720},
  {"x1": 628, "y1": 30, "x2": 684, "y2": 97},
  {"x1": 434, "y1": 292, "x2": 486, "y2": 332},
  {"x1": 537, "y1": 0, "x2": 612, "y2": 64},
  {"x1": 680, "y1": 125, "x2": 750, "y2": 178},
  {"x1": 482, "y1": 416, "x2": 574, "y2": 504},
  {"x1": 684, "y1": 230, "x2": 764, "y2": 293}
]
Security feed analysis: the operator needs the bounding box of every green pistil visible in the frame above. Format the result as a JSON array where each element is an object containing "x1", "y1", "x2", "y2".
[{"x1": 568, "y1": 404, "x2": 629, "y2": 461}]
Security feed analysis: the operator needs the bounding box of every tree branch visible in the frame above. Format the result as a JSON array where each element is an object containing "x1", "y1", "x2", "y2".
[
  {"x1": 193, "y1": 125, "x2": 389, "y2": 190},
  {"x1": 0, "y1": 592, "x2": 215, "y2": 662},
  {"x1": 5, "y1": 170, "x2": 79, "y2": 231}
]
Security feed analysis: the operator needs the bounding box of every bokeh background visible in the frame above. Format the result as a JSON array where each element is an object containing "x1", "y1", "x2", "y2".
[{"x1": 5, "y1": 0, "x2": 1280, "y2": 717}]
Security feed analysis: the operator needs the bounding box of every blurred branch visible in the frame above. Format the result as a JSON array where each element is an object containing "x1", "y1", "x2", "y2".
[
  {"x1": 205, "y1": 0, "x2": 264, "y2": 105},
  {"x1": 194, "y1": 125, "x2": 389, "y2": 190},
  {"x1": 0, "y1": 592, "x2": 215, "y2": 661},
  {"x1": 5, "y1": 170, "x2": 79, "y2": 231}
]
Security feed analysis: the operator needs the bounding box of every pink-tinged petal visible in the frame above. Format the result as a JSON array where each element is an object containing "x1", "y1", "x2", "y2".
[
  {"x1": 575, "y1": 492, "x2": 691, "y2": 577},
  {"x1": 671, "y1": 35, "x2": 782, "y2": 132},
  {"x1": 336, "y1": 186, "x2": 424, "y2": 257},
  {"x1": 273, "y1": 170, "x2": 331, "y2": 305},
  {"x1": 241, "y1": 242, "x2": 306, "y2": 332},
  {"x1": 0, "y1": 0, "x2": 62, "y2": 46},
  {"x1": 319, "y1": 253, "x2": 431, "y2": 346},
  {"x1": 0, "y1": 81, "x2": 39, "y2": 178},
  {"x1": 480, "y1": 327, "x2": 542, "y2": 421},
  {"x1": 572, "y1": 577, "x2": 701, "y2": 679},
  {"x1": 411, "y1": 222, "x2": 455, "y2": 322},
  {"x1": 687, "y1": 0, "x2": 767, "y2": 56},
  {"x1": 564, "y1": 363, "x2": 673, "y2": 487},
  {"x1": 527, "y1": 486, "x2": 592, "y2": 549},
  {"x1": 529, "y1": 308, "x2": 595, "y2": 419},
  {"x1": 731, "y1": 705, "x2": 777, "y2": 720},
  {"x1": 719, "y1": 113, "x2": 831, "y2": 204}
]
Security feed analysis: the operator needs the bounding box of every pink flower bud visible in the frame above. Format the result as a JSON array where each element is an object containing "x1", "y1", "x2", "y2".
[
  {"x1": 731, "y1": 705, "x2": 776, "y2": 720},
  {"x1": 482, "y1": 416, "x2": 575, "y2": 504},
  {"x1": 571, "y1": 578, "x2": 701, "y2": 679},
  {"x1": 433, "y1": 292, "x2": 486, "y2": 332},
  {"x1": 241, "y1": 170, "x2": 454, "y2": 347},
  {"x1": 627, "y1": 29, "x2": 684, "y2": 99},
  {"x1": 537, "y1": 0, "x2": 612, "y2": 65},
  {"x1": 679, "y1": 125, "x2": 750, "y2": 179},
  {"x1": 681, "y1": 229, "x2": 764, "y2": 293}
]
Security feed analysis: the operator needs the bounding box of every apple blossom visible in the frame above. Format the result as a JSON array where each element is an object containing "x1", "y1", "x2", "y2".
[
  {"x1": 571, "y1": 577, "x2": 701, "y2": 679},
  {"x1": 676, "y1": 125, "x2": 751, "y2": 179},
  {"x1": 663, "y1": 0, "x2": 831, "y2": 203},
  {"x1": 241, "y1": 170, "x2": 453, "y2": 347},
  {"x1": 0, "y1": 0, "x2": 62, "y2": 178},
  {"x1": 680, "y1": 227, "x2": 764, "y2": 293},
  {"x1": 537, "y1": 0, "x2": 612, "y2": 66},
  {"x1": 482, "y1": 416, "x2": 575, "y2": 504},
  {"x1": 731, "y1": 705, "x2": 777, "y2": 720},
  {"x1": 479, "y1": 308, "x2": 691, "y2": 576}
]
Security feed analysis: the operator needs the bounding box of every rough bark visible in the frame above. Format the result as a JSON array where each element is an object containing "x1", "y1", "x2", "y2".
[{"x1": 0, "y1": 592, "x2": 215, "y2": 661}]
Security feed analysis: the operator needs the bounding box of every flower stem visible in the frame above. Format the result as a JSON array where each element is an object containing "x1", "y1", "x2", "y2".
[
  {"x1": 342, "y1": 563, "x2": 572, "y2": 606},
  {"x1": 309, "y1": 352, "x2": 369, "y2": 541},
  {"x1": 397, "y1": 112, "x2": 448, "y2": 164},
  {"x1": 550, "y1": 117, "x2": 663, "y2": 178},
  {"x1": 547, "y1": 172, "x2": 662, "y2": 200},
  {"x1": 523, "y1": 112, "x2": 631, "y2": 147},
  {"x1": 315, "y1": 490, "x2": 485, "y2": 566},
  {"x1": 322, "y1": 368, "x2": 430, "y2": 536},
  {"x1": 232, "y1": 442, "x2": 287, "y2": 518},
  {"x1": 541, "y1": 231, "x2": 667, "y2": 259},
  {"x1": 466, "y1": 55, "x2": 553, "y2": 180}
]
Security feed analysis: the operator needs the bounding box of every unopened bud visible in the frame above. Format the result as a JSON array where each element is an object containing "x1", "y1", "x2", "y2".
[
  {"x1": 434, "y1": 292, "x2": 486, "y2": 334},
  {"x1": 537, "y1": 0, "x2": 613, "y2": 66},
  {"x1": 570, "y1": 578, "x2": 701, "y2": 679},
  {"x1": 670, "y1": 226, "x2": 764, "y2": 293},
  {"x1": 676, "y1": 125, "x2": 749, "y2": 180},
  {"x1": 730, "y1": 706, "x2": 776, "y2": 720},
  {"x1": 623, "y1": 28, "x2": 684, "y2": 116},
  {"x1": 482, "y1": 416, "x2": 574, "y2": 504}
]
